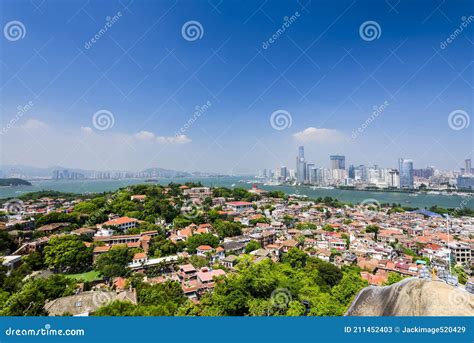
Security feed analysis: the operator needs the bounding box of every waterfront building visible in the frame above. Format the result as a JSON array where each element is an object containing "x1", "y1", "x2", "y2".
[
  {"x1": 296, "y1": 146, "x2": 307, "y2": 183},
  {"x1": 465, "y1": 159, "x2": 472, "y2": 175},
  {"x1": 388, "y1": 169, "x2": 400, "y2": 188},
  {"x1": 348, "y1": 165, "x2": 355, "y2": 179},
  {"x1": 457, "y1": 175, "x2": 474, "y2": 190},
  {"x1": 306, "y1": 163, "x2": 315, "y2": 182},
  {"x1": 330, "y1": 155, "x2": 345, "y2": 170},
  {"x1": 398, "y1": 158, "x2": 414, "y2": 189}
]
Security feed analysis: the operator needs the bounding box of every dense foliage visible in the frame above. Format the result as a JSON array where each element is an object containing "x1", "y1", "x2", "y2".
[{"x1": 44, "y1": 236, "x2": 92, "y2": 273}]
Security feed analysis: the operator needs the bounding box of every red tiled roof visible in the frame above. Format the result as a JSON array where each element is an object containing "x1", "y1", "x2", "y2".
[
  {"x1": 197, "y1": 245, "x2": 213, "y2": 251},
  {"x1": 133, "y1": 252, "x2": 147, "y2": 260},
  {"x1": 102, "y1": 216, "x2": 138, "y2": 226}
]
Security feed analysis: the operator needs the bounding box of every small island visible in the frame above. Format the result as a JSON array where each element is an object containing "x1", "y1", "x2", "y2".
[{"x1": 0, "y1": 178, "x2": 32, "y2": 186}]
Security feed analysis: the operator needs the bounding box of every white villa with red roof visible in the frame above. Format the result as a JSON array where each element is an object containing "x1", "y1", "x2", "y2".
[{"x1": 225, "y1": 201, "x2": 254, "y2": 212}]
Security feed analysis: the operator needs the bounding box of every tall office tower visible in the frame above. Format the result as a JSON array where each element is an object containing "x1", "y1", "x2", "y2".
[
  {"x1": 388, "y1": 169, "x2": 400, "y2": 188},
  {"x1": 298, "y1": 146, "x2": 304, "y2": 159},
  {"x1": 398, "y1": 158, "x2": 414, "y2": 189},
  {"x1": 465, "y1": 159, "x2": 472, "y2": 174},
  {"x1": 280, "y1": 166, "x2": 288, "y2": 180},
  {"x1": 330, "y1": 155, "x2": 345, "y2": 170},
  {"x1": 306, "y1": 163, "x2": 315, "y2": 182},
  {"x1": 348, "y1": 165, "x2": 355, "y2": 179},
  {"x1": 360, "y1": 165, "x2": 368, "y2": 182},
  {"x1": 296, "y1": 146, "x2": 306, "y2": 183}
]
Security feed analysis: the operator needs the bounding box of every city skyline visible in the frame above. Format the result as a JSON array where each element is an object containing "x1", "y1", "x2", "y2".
[
  {"x1": 1, "y1": 0, "x2": 472, "y2": 174},
  {"x1": 258, "y1": 145, "x2": 474, "y2": 190}
]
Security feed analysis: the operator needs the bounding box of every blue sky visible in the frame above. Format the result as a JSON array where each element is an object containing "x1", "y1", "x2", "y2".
[{"x1": 0, "y1": 0, "x2": 472, "y2": 174}]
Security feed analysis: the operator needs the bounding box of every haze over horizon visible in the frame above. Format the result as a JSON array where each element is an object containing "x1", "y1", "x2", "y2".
[{"x1": 1, "y1": 0, "x2": 472, "y2": 174}]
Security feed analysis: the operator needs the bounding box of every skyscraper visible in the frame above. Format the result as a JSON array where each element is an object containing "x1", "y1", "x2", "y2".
[
  {"x1": 306, "y1": 163, "x2": 315, "y2": 182},
  {"x1": 296, "y1": 146, "x2": 306, "y2": 183},
  {"x1": 465, "y1": 159, "x2": 472, "y2": 175},
  {"x1": 398, "y1": 158, "x2": 414, "y2": 189},
  {"x1": 330, "y1": 155, "x2": 345, "y2": 170},
  {"x1": 298, "y1": 146, "x2": 304, "y2": 158},
  {"x1": 280, "y1": 166, "x2": 288, "y2": 180},
  {"x1": 348, "y1": 165, "x2": 355, "y2": 179}
]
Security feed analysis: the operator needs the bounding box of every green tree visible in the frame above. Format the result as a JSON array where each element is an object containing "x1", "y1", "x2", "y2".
[
  {"x1": 282, "y1": 248, "x2": 307, "y2": 269},
  {"x1": 331, "y1": 270, "x2": 368, "y2": 309},
  {"x1": 0, "y1": 231, "x2": 17, "y2": 255},
  {"x1": 149, "y1": 235, "x2": 179, "y2": 257},
  {"x1": 0, "y1": 275, "x2": 76, "y2": 316},
  {"x1": 214, "y1": 220, "x2": 242, "y2": 239},
  {"x1": 22, "y1": 251, "x2": 44, "y2": 271},
  {"x1": 94, "y1": 246, "x2": 133, "y2": 278},
  {"x1": 186, "y1": 233, "x2": 219, "y2": 253},
  {"x1": 44, "y1": 235, "x2": 92, "y2": 273},
  {"x1": 383, "y1": 272, "x2": 403, "y2": 285},
  {"x1": 245, "y1": 240, "x2": 261, "y2": 254}
]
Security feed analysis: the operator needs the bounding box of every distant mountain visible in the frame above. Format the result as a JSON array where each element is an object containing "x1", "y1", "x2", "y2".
[{"x1": 0, "y1": 178, "x2": 32, "y2": 186}]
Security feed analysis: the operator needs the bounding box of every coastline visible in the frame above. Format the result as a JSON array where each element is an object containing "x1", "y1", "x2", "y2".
[{"x1": 0, "y1": 177, "x2": 473, "y2": 209}]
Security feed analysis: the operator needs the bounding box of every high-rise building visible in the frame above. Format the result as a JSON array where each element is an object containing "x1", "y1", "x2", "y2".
[
  {"x1": 306, "y1": 166, "x2": 315, "y2": 183},
  {"x1": 457, "y1": 175, "x2": 474, "y2": 190},
  {"x1": 413, "y1": 167, "x2": 434, "y2": 179},
  {"x1": 465, "y1": 159, "x2": 472, "y2": 175},
  {"x1": 360, "y1": 165, "x2": 368, "y2": 182},
  {"x1": 280, "y1": 166, "x2": 288, "y2": 180},
  {"x1": 388, "y1": 169, "x2": 400, "y2": 188},
  {"x1": 296, "y1": 146, "x2": 306, "y2": 183},
  {"x1": 398, "y1": 158, "x2": 414, "y2": 189},
  {"x1": 298, "y1": 146, "x2": 304, "y2": 159},
  {"x1": 306, "y1": 164, "x2": 315, "y2": 182},
  {"x1": 348, "y1": 165, "x2": 355, "y2": 179},
  {"x1": 330, "y1": 155, "x2": 345, "y2": 170}
]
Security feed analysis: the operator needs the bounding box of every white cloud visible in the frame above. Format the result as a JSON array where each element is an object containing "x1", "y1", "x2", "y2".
[
  {"x1": 156, "y1": 134, "x2": 191, "y2": 144},
  {"x1": 80, "y1": 126, "x2": 93, "y2": 134},
  {"x1": 133, "y1": 131, "x2": 191, "y2": 144},
  {"x1": 21, "y1": 119, "x2": 48, "y2": 131},
  {"x1": 134, "y1": 130, "x2": 155, "y2": 140},
  {"x1": 293, "y1": 127, "x2": 344, "y2": 143}
]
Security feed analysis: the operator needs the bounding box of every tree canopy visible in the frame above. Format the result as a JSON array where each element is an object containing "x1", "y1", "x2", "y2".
[{"x1": 44, "y1": 235, "x2": 92, "y2": 273}]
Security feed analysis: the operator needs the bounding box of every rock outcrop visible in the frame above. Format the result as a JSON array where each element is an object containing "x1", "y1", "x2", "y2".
[{"x1": 346, "y1": 278, "x2": 474, "y2": 316}]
